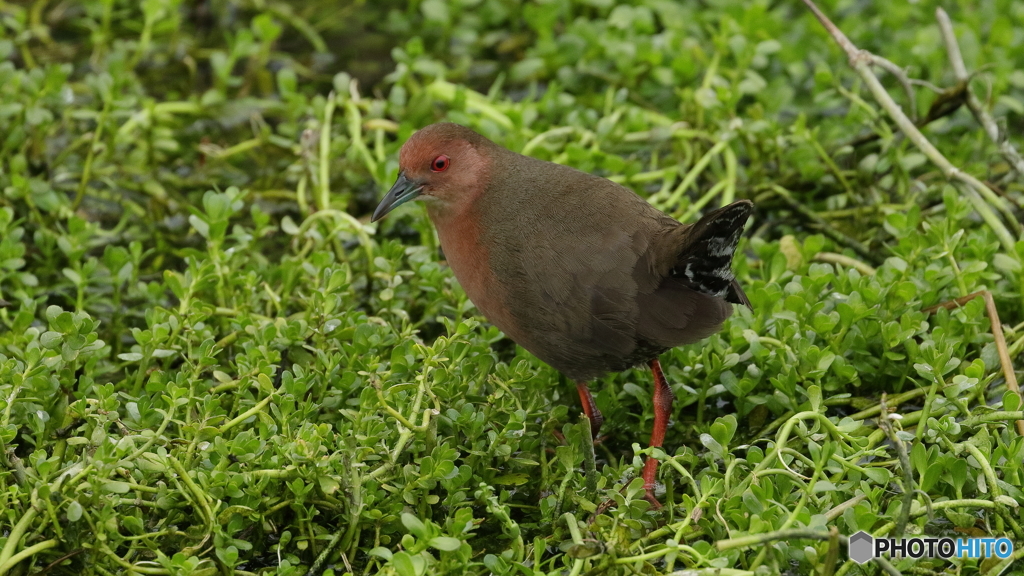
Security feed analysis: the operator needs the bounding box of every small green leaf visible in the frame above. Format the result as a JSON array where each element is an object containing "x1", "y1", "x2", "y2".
[
  {"x1": 391, "y1": 551, "x2": 418, "y2": 576},
  {"x1": 807, "y1": 385, "x2": 823, "y2": 412},
  {"x1": 67, "y1": 500, "x2": 83, "y2": 522},
  {"x1": 699, "y1": 433, "x2": 724, "y2": 459},
  {"x1": 709, "y1": 414, "x2": 737, "y2": 448},
  {"x1": 318, "y1": 475, "x2": 340, "y2": 495},
  {"x1": 39, "y1": 331, "x2": 62, "y2": 349},
  {"x1": 281, "y1": 216, "x2": 300, "y2": 235},
  {"x1": 812, "y1": 480, "x2": 837, "y2": 493},
  {"x1": 102, "y1": 481, "x2": 131, "y2": 494},
  {"x1": 1003, "y1": 390, "x2": 1022, "y2": 413},
  {"x1": 401, "y1": 513, "x2": 427, "y2": 538},
  {"x1": 492, "y1": 473, "x2": 530, "y2": 486},
  {"x1": 944, "y1": 509, "x2": 976, "y2": 528},
  {"x1": 189, "y1": 215, "x2": 210, "y2": 238},
  {"x1": 921, "y1": 462, "x2": 944, "y2": 492},
  {"x1": 428, "y1": 536, "x2": 462, "y2": 551},
  {"x1": 741, "y1": 489, "x2": 764, "y2": 515},
  {"x1": 993, "y1": 253, "x2": 1021, "y2": 273},
  {"x1": 995, "y1": 495, "x2": 1019, "y2": 508},
  {"x1": 863, "y1": 467, "x2": 890, "y2": 484}
]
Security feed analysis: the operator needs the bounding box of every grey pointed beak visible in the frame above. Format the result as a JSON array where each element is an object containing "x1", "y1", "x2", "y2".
[{"x1": 372, "y1": 172, "x2": 424, "y2": 222}]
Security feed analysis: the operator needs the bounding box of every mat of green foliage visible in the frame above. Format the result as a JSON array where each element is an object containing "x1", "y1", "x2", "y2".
[{"x1": 1, "y1": 1, "x2": 1023, "y2": 575}]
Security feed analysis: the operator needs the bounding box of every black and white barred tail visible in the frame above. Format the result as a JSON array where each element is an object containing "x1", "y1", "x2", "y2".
[{"x1": 670, "y1": 200, "x2": 753, "y2": 308}]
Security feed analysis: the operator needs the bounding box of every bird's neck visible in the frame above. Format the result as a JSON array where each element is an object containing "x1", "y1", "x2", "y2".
[{"x1": 426, "y1": 195, "x2": 517, "y2": 341}]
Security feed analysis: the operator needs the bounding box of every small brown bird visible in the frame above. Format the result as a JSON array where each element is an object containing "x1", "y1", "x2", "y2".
[{"x1": 373, "y1": 123, "x2": 752, "y2": 504}]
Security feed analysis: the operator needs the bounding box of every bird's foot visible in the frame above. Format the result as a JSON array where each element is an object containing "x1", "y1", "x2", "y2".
[
  {"x1": 551, "y1": 428, "x2": 566, "y2": 444},
  {"x1": 575, "y1": 382, "x2": 604, "y2": 439},
  {"x1": 641, "y1": 457, "x2": 662, "y2": 509},
  {"x1": 643, "y1": 487, "x2": 662, "y2": 509}
]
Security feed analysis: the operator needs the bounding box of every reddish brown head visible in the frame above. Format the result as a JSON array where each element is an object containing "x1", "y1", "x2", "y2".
[{"x1": 372, "y1": 123, "x2": 498, "y2": 222}]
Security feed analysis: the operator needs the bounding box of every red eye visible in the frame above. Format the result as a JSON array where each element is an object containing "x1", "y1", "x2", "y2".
[{"x1": 431, "y1": 155, "x2": 450, "y2": 172}]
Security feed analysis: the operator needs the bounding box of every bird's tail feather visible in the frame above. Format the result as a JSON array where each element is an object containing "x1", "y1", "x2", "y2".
[{"x1": 670, "y1": 200, "x2": 753, "y2": 305}]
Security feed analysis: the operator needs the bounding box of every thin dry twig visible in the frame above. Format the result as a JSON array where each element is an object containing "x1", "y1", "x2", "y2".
[
  {"x1": 801, "y1": 0, "x2": 1022, "y2": 250},
  {"x1": 936, "y1": 8, "x2": 1024, "y2": 179},
  {"x1": 824, "y1": 494, "x2": 867, "y2": 522},
  {"x1": 924, "y1": 290, "x2": 1024, "y2": 436},
  {"x1": 843, "y1": 81, "x2": 966, "y2": 150},
  {"x1": 868, "y1": 54, "x2": 918, "y2": 122},
  {"x1": 910, "y1": 78, "x2": 947, "y2": 94},
  {"x1": 29, "y1": 548, "x2": 86, "y2": 575}
]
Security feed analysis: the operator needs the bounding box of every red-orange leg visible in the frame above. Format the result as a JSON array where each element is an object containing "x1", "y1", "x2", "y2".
[
  {"x1": 641, "y1": 358, "x2": 673, "y2": 507},
  {"x1": 575, "y1": 381, "x2": 604, "y2": 439}
]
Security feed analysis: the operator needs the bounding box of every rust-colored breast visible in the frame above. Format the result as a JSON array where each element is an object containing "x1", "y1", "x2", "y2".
[{"x1": 427, "y1": 202, "x2": 524, "y2": 345}]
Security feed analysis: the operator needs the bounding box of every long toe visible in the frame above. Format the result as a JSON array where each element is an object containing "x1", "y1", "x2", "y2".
[{"x1": 643, "y1": 489, "x2": 662, "y2": 509}]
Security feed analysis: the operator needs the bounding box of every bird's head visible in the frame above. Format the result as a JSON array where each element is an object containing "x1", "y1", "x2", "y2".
[{"x1": 372, "y1": 123, "x2": 496, "y2": 222}]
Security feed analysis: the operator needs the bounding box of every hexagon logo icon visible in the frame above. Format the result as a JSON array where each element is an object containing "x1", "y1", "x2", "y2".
[{"x1": 848, "y1": 531, "x2": 874, "y2": 564}]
